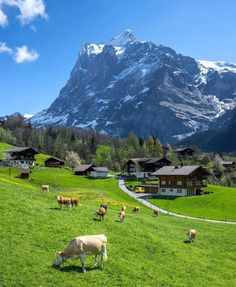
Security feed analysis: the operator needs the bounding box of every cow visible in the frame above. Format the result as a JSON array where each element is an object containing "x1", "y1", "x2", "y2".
[
  {"x1": 187, "y1": 229, "x2": 197, "y2": 243},
  {"x1": 41, "y1": 185, "x2": 49, "y2": 192},
  {"x1": 56, "y1": 196, "x2": 72, "y2": 210},
  {"x1": 53, "y1": 234, "x2": 108, "y2": 273}
]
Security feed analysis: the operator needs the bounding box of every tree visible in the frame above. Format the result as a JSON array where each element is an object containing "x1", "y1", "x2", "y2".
[{"x1": 65, "y1": 151, "x2": 81, "y2": 169}]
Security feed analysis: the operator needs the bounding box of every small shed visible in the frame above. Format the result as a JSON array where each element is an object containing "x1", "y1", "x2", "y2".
[
  {"x1": 44, "y1": 157, "x2": 65, "y2": 168},
  {"x1": 74, "y1": 164, "x2": 95, "y2": 176},
  {"x1": 20, "y1": 169, "x2": 30, "y2": 179},
  {"x1": 89, "y1": 167, "x2": 109, "y2": 178}
]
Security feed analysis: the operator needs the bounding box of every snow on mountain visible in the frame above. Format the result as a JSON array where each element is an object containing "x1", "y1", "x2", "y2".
[{"x1": 31, "y1": 30, "x2": 236, "y2": 143}]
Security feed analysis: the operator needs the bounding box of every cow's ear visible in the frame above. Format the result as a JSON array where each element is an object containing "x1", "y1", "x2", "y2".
[{"x1": 58, "y1": 251, "x2": 62, "y2": 256}]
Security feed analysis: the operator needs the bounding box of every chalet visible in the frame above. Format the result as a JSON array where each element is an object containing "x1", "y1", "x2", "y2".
[
  {"x1": 44, "y1": 157, "x2": 65, "y2": 168},
  {"x1": 74, "y1": 164, "x2": 95, "y2": 176},
  {"x1": 89, "y1": 167, "x2": 109, "y2": 178},
  {"x1": 4, "y1": 147, "x2": 38, "y2": 167},
  {"x1": 123, "y1": 157, "x2": 171, "y2": 178},
  {"x1": 173, "y1": 147, "x2": 195, "y2": 158},
  {"x1": 220, "y1": 161, "x2": 236, "y2": 171},
  {"x1": 152, "y1": 165, "x2": 210, "y2": 197}
]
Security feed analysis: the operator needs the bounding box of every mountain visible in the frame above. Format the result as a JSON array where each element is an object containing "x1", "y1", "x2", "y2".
[
  {"x1": 31, "y1": 29, "x2": 236, "y2": 143},
  {"x1": 181, "y1": 107, "x2": 236, "y2": 152}
]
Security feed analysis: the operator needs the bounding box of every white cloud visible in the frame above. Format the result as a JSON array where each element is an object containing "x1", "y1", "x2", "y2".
[
  {"x1": 0, "y1": 8, "x2": 8, "y2": 27},
  {"x1": 13, "y1": 45, "x2": 39, "y2": 63},
  {"x1": 0, "y1": 42, "x2": 12, "y2": 53},
  {"x1": 0, "y1": 0, "x2": 48, "y2": 26}
]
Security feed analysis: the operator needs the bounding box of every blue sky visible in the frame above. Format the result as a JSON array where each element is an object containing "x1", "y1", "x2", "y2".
[{"x1": 0, "y1": 0, "x2": 236, "y2": 116}]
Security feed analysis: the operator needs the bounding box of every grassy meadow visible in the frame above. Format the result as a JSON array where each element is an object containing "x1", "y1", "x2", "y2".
[
  {"x1": 148, "y1": 185, "x2": 236, "y2": 222},
  {"x1": 0, "y1": 167, "x2": 236, "y2": 286}
]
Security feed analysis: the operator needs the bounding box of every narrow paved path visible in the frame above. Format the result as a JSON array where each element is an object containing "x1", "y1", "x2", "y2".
[{"x1": 119, "y1": 179, "x2": 236, "y2": 225}]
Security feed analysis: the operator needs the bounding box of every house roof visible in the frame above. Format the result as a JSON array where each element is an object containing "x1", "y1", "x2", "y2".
[
  {"x1": 44, "y1": 157, "x2": 65, "y2": 163},
  {"x1": 124, "y1": 157, "x2": 170, "y2": 165},
  {"x1": 5, "y1": 147, "x2": 39, "y2": 154},
  {"x1": 220, "y1": 161, "x2": 235, "y2": 165},
  {"x1": 152, "y1": 165, "x2": 210, "y2": 176},
  {"x1": 173, "y1": 147, "x2": 195, "y2": 152},
  {"x1": 92, "y1": 167, "x2": 109, "y2": 172},
  {"x1": 74, "y1": 164, "x2": 94, "y2": 172}
]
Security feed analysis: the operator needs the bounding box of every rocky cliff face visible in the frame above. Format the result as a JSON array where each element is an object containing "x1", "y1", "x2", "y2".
[{"x1": 31, "y1": 29, "x2": 236, "y2": 143}]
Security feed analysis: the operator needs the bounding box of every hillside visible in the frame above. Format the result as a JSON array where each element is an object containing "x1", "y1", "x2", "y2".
[{"x1": 0, "y1": 167, "x2": 236, "y2": 286}]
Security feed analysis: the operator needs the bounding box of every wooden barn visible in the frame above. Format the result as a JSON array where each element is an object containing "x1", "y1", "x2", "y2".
[
  {"x1": 74, "y1": 164, "x2": 95, "y2": 176},
  {"x1": 152, "y1": 165, "x2": 210, "y2": 197},
  {"x1": 220, "y1": 161, "x2": 236, "y2": 171},
  {"x1": 173, "y1": 147, "x2": 195, "y2": 159},
  {"x1": 20, "y1": 169, "x2": 31, "y2": 179},
  {"x1": 4, "y1": 147, "x2": 38, "y2": 167},
  {"x1": 44, "y1": 157, "x2": 65, "y2": 168},
  {"x1": 123, "y1": 157, "x2": 171, "y2": 178}
]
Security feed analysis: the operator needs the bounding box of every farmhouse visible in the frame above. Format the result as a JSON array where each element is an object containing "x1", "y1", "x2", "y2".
[
  {"x1": 123, "y1": 157, "x2": 171, "y2": 178},
  {"x1": 173, "y1": 147, "x2": 195, "y2": 159},
  {"x1": 220, "y1": 161, "x2": 236, "y2": 171},
  {"x1": 152, "y1": 165, "x2": 210, "y2": 197},
  {"x1": 89, "y1": 167, "x2": 109, "y2": 178},
  {"x1": 74, "y1": 164, "x2": 95, "y2": 176},
  {"x1": 44, "y1": 157, "x2": 65, "y2": 168},
  {"x1": 4, "y1": 147, "x2": 38, "y2": 167}
]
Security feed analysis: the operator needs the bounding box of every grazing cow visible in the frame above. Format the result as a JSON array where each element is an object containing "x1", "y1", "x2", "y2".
[
  {"x1": 70, "y1": 197, "x2": 80, "y2": 207},
  {"x1": 132, "y1": 206, "x2": 140, "y2": 213},
  {"x1": 187, "y1": 229, "x2": 196, "y2": 243},
  {"x1": 56, "y1": 196, "x2": 72, "y2": 210},
  {"x1": 153, "y1": 209, "x2": 159, "y2": 216},
  {"x1": 41, "y1": 185, "x2": 49, "y2": 192},
  {"x1": 118, "y1": 211, "x2": 125, "y2": 222},
  {"x1": 95, "y1": 207, "x2": 106, "y2": 221},
  {"x1": 100, "y1": 203, "x2": 108, "y2": 211},
  {"x1": 121, "y1": 205, "x2": 126, "y2": 212},
  {"x1": 54, "y1": 234, "x2": 108, "y2": 273}
]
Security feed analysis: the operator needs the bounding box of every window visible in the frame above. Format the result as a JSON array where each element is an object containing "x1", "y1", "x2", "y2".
[
  {"x1": 187, "y1": 181, "x2": 192, "y2": 186},
  {"x1": 161, "y1": 189, "x2": 166, "y2": 193},
  {"x1": 170, "y1": 189, "x2": 173, "y2": 192},
  {"x1": 161, "y1": 180, "x2": 166, "y2": 185},
  {"x1": 177, "y1": 189, "x2": 182, "y2": 194},
  {"x1": 177, "y1": 181, "x2": 182, "y2": 186}
]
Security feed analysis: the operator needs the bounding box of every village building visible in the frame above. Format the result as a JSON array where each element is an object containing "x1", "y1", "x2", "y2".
[
  {"x1": 152, "y1": 165, "x2": 210, "y2": 197},
  {"x1": 123, "y1": 157, "x2": 171, "y2": 178},
  {"x1": 44, "y1": 157, "x2": 65, "y2": 168},
  {"x1": 4, "y1": 147, "x2": 38, "y2": 167},
  {"x1": 173, "y1": 147, "x2": 195, "y2": 159},
  {"x1": 74, "y1": 164, "x2": 95, "y2": 176},
  {"x1": 220, "y1": 161, "x2": 236, "y2": 171},
  {"x1": 89, "y1": 167, "x2": 109, "y2": 178}
]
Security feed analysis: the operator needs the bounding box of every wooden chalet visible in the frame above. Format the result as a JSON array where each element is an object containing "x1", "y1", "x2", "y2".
[
  {"x1": 220, "y1": 161, "x2": 236, "y2": 170},
  {"x1": 173, "y1": 147, "x2": 195, "y2": 158},
  {"x1": 44, "y1": 157, "x2": 65, "y2": 168},
  {"x1": 74, "y1": 164, "x2": 95, "y2": 176},
  {"x1": 152, "y1": 165, "x2": 210, "y2": 197},
  {"x1": 4, "y1": 147, "x2": 38, "y2": 167},
  {"x1": 89, "y1": 167, "x2": 109, "y2": 178},
  {"x1": 123, "y1": 157, "x2": 171, "y2": 178}
]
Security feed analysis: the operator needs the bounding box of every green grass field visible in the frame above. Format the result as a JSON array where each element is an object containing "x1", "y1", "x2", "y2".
[
  {"x1": 148, "y1": 185, "x2": 236, "y2": 222},
  {"x1": 0, "y1": 167, "x2": 236, "y2": 286},
  {"x1": 0, "y1": 142, "x2": 12, "y2": 160}
]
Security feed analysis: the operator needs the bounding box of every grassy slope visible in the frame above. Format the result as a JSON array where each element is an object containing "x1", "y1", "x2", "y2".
[
  {"x1": 149, "y1": 185, "x2": 236, "y2": 222},
  {"x1": 0, "y1": 168, "x2": 236, "y2": 286}
]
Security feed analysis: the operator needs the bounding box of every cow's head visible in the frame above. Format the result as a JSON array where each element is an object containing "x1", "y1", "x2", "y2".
[{"x1": 54, "y1": 251, "x2": 66, "y2": 266}]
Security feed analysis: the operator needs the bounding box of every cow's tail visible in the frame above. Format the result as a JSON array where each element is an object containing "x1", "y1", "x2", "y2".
[{"x1": 101, "y1": 243, "x2": 107, "y2": 262}]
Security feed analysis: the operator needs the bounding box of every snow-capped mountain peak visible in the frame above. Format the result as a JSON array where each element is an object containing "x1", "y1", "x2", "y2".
[
  {"x1": 31, "y1": 30, "x2": 236, "y2": 143},
  {"x1": 109, "y1": 29, "x2": 138, "y2": 46}
]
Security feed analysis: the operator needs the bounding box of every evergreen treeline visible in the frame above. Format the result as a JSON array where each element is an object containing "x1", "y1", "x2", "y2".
[{"x1": 0, "y1": 114, "x2": 164, "y2": 170}]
